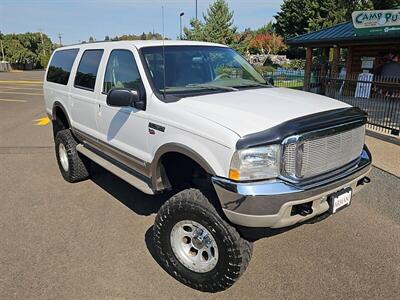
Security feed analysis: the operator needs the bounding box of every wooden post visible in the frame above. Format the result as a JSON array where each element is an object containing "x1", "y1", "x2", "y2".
[
  {"x1": 304, "y1": 47, "x2": 313, "y2": 91},
  {"x1": 320, "y1": 48, "x2": 330, "y2": 76},
  {"x1": 332, "y1": 46, "x2": 340, "y2": 76},
  {"x1": 320, "y1": 47, "x2": 330, "y2": 94},
  {"x1": 345, "y1": 46, "x2": 353, "y2": 78}
]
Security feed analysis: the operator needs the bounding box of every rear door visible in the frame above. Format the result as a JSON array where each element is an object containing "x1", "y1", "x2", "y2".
[{"x1": 70, "y1": 49, "x2": 104, "y2": 137}]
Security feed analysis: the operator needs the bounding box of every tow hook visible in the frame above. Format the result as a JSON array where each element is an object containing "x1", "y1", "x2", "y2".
[
  {"x1": 292, "y1": 202, "x2": 314, "y2": 216},
  {"x1": 357, "y1": 176, "x2": 371, "y2": 186}
]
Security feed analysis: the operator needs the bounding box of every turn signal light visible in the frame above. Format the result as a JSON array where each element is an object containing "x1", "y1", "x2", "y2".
[{"x1": 229, "y1": 169, "x2": 240, "y2": 181}]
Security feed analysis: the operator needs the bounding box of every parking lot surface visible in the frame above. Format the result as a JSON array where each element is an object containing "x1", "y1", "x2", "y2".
[{"x1": 0, "y1": 71, "x2": 399, "y2": 299}]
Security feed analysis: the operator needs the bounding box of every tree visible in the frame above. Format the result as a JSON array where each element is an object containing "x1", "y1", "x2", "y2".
[
  {"x1": 1, "y1": 32, "x2": 53, "y2": 68},
  {"x1": 88, "y1": 36, "x2": 95, "y2": 43},
  {"x1": 104, "y1": 35, "x2": 110, "y2": 41},
  {"x1": 112, "y1": 32, "x2": 164, "y2": 41},
  {"x1": 184, "y1": 0, "x2": 237, "y2": 46},
  {"x1": 275, "y1": 0, "x2": 400, "y2": 38},
  {"x1": 184, "y1": 19, "x2": 206, "y2": 41},
  {"x1": 255, "y1": 21, "x2": 275, "y2": 34},
  {"x1": 370, "y1": 0, "x2": 400, "y2": 9},
  {"x1": 249, "y1": 33, "x2": 287, "y2": 55},
  {"x1": 274, "y1": 0, "x2": 311, "y2": 38},
  {"x1": 274, "y1": 0, "x2": 376, "y2": 38},
  {"x1": 233, "y1": 28, "x2": 254, "y2": 55}
]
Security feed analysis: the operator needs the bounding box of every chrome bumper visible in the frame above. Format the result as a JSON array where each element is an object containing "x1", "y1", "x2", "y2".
[{"x1": 212, "y1": 148, "x2": 372, "y2": 228}]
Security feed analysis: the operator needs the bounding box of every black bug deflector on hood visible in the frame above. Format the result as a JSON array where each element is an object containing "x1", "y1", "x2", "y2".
[{"x1": 236, "y1": 107, "x2": 368, "y2": 150}]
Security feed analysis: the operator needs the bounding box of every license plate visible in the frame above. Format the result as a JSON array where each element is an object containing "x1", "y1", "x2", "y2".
[{"x1": 329, "y1": 188, "x2": 352, "y2": 213}]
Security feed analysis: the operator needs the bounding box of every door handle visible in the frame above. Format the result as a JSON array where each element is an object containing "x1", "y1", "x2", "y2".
[{"x1": 97, "y1": 103, "x2": 101, "y2": 116}]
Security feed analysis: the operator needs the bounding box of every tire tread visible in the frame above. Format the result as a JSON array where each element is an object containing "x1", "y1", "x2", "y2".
[{"x1": 153, "y1": 188, "x2": 252, "y2": 292}]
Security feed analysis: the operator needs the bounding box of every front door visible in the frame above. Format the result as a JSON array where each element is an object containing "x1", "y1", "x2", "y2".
[{"x1": 96, "y1": 48, "x2": 150, "y2": 175}]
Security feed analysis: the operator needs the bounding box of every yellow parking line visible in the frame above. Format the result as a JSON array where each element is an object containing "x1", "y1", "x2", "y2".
[
  {"x1": 0, "y1": 91, "x2": 43, "y2": 96},
  {"x1": 0, "y1": 98, "x2": 27, "y2": 103},
  {"x1": 0, "y1": 80, "x2": 43, "y2": 84},
  {"x1": 0, "y1": 86, "x2": 43, "y2": 91}
]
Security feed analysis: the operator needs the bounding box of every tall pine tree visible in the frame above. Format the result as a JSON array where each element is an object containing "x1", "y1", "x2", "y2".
[
  {"x1": 184, "y1": 0, "x2": 237, "y2": 46},
  {"x1": 274, "y1": 0, "x2": 400, "y2": 38}
]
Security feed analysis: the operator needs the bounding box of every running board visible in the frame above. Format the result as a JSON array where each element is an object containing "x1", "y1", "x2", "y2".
[{"x1": 76, "y1": 144, "x2": 154, "y2": 195}]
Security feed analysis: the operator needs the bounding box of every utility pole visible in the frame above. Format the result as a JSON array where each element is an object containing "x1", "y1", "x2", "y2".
[
  {"x1": 179, "y1": 12, "x2": 184, "y2": 40},
  {"x1": 57, "y1": 33, "x2": 63, "y2": 46},
  {"x1": 0, "y1": 40, "x2": 5, "y2": 62},
  {"x1": 195, "y1": 0, "x2": 198, "y2": 20},
  {"x1": 38, "y1": 29, "x2": 46, "y2": 56}
]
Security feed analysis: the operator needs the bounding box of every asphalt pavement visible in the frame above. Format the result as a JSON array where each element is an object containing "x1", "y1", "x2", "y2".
[{"x1": 0, "y1": 71, "x2": 399, "y2": 299}]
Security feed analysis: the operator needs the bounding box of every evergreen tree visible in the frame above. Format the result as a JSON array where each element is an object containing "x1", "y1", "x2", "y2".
[
  {"x1": 274, "y1": 0, "x2": 377, "y2": 38},
  {"x1": 184, "y1": 0, "x2": 237, "y2": 46},
  {"x1": 256, "y1": 21, "x2": 275, "y2": 34},
  {"x1": 184, "y1": 19, "x2": 206, "y2": 41},
  {"x1": 370, "y1": 0, "x2": 400, "y2": 9}
]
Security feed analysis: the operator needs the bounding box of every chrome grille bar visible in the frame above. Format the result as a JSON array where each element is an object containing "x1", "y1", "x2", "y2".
[{"x1": 282, "y1": 125, "x2": 365, "y2": 181}]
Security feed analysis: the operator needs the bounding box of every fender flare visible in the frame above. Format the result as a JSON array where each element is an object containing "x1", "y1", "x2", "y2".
[
  {"x1": 52, "y1": 101, "x2": 71, "y2": 129},
  {"x1": 150, "y1": 143, "x2": 217, "y2": 191}
]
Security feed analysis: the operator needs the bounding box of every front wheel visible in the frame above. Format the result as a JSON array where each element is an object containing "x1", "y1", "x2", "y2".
[{"x1": 153, "y1": 188, "x2": 252, "y2": 292}]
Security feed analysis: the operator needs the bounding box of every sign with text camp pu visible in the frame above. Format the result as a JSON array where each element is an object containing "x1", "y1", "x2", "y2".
[{"x1": 352, "y1": 9, "x2": 400, "y2": 36}]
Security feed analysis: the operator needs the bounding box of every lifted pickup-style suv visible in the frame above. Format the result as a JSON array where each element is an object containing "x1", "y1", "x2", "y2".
[{"x1": 44, "y1": 40, "x2": 371, "y2": 292}]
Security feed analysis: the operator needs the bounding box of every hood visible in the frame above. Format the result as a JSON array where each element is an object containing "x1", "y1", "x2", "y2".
[{"x1": 176, "y1": 88, "x2": 350, "y2": 137}]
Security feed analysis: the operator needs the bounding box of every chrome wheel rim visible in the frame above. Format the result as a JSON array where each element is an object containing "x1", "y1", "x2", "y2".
[
  {"x1": 170, "y1": 220, "x2": 219, "y2": 273},
  {"x1": 58, "y1": 143, "x2": 69, "y2": 172}
]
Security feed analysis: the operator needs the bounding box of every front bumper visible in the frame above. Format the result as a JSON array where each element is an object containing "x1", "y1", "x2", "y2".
[{"x1": 212, "y1": 148, "x2": 372, "y2": 228}]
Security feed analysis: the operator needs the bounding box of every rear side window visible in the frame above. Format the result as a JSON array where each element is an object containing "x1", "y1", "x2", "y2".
[
  {"x1": 46, "y1": 49, "x2": 79, "y2": 85},
  {"x1": 74, "y1": 49, "x2": 104, "y2": 91}
]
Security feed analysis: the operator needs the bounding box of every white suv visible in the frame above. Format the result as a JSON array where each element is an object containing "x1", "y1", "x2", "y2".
[{"x1": 43, "y1": 40, "x2": 371, "y2": 292}]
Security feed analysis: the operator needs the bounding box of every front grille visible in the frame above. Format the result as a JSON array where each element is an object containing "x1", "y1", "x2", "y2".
[{"x1": 282, "y1": 125, "x2": 365, "y2": 180}]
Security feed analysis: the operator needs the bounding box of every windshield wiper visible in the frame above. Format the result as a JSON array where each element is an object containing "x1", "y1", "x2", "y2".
[
  {"x1": 236, "y1": 82, "x2": 271, "y2": 88},
  {"x1": 186, "y1": 83, "x2": 239, "y2": 91}
]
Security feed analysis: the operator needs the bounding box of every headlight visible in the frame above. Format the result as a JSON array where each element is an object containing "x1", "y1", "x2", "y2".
[{"x1": 229, "y1": 145, "x2": 280, "y2": 181}]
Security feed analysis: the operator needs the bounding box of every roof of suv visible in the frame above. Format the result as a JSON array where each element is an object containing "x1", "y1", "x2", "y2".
[{"x1": 57, "y1": 40, "x2": 228, "y2": 51}]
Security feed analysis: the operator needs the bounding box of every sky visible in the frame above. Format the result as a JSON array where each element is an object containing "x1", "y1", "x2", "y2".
[{"x1": 0, "y1": 0, "x2": 283, "y2": 45}]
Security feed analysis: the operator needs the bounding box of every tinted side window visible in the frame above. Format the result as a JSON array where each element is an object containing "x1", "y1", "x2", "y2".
[
  {"x1": 103, "y1": 50, "x2": 142, "y2": 93},
  {"x1": 46, "y1": 49, "x2": 79, "y2": 85},
  {"x1": 74, "y1": 49, "x2": 104, "y2": 91}
]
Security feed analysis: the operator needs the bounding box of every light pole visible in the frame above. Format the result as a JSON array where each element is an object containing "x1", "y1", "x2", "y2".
[
  {"x1": 38, "y1": 29, "x2": 46, "y2": 56},
  {"x1": 179, "y1": 12, "x2": 184, "y2": 40},
  {"x1": 195, "y1": 0, "x2": 198, "y2": 20},
  {"x1": 0, "y1": 40, "x2": 5, "y2": 62},
  {"x1": 57, "y1": 33, "x2": 63, "y2": 46}
]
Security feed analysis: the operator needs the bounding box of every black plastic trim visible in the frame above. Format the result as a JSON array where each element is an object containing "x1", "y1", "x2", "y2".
[
  {"x1": 148, "y1": 122, "x2": 165, "y2": 132},
  {"x1": 236, "y1": 107, "x2": 368, "y2": 150},
  {"x1": 52, "y1": 101, "x2": 71, "y2": 128}
]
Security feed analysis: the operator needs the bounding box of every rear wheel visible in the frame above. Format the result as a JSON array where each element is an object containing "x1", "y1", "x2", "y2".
[
  {"x1": 153, "y1": 188, "x2": 252, "y2": 292},
  {"x1": 55, "y1": 129, "x2": 90, "y2": 182}
]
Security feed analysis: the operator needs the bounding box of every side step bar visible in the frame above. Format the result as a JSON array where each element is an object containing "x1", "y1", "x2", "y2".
[{"x1": 76, "y1": 144, "x2": 154, "y2": 195}]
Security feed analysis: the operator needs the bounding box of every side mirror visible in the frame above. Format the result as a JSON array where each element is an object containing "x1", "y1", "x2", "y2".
[
  {"x1": 264, "y1": 76, "x2": 274, "y2": 86},
  {"x1": 106, "y1": 88, "x2": 145, "y2": 109}
]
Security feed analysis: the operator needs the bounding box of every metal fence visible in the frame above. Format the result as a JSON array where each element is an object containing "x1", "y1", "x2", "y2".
[{"x1": 264, "y1": 70, "x2": 400, "y2": 136}]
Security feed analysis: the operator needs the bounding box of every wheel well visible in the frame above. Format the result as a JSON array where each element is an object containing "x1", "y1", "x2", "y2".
[
  {"x1": 160, "y1": 152, "x2": 211, "y2": 192},
  {"x1": 52, "y1": 105, "x2": 70, "y2": 137},
  {"x1": 159, "y1": 152, "x2": 224, "y2": 215}
]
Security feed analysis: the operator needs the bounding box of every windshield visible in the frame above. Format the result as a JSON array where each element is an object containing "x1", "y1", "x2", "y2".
[{"x1": 141, "y1": 46, "x2": 268, "y2": 97}]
